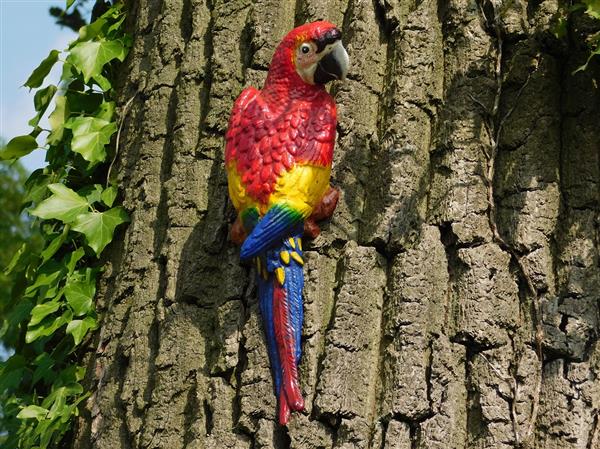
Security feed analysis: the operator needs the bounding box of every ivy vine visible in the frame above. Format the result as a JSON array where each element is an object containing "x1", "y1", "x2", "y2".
[{"x1": 0, "y1": 2, "x2": 130, "y2": 448}]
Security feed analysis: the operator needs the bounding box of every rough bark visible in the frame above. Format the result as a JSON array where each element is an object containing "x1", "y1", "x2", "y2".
[{"x1": 72, "y1": 0, "x2": 600, "y2": 448}]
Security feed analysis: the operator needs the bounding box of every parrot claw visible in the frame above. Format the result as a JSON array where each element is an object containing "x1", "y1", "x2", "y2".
[
  {"x1": 304, "y1": 186, "x2": 340, "y2": 239},
  {"x1": 304, "y1": 218, "x2": 321, "y2": 238}
]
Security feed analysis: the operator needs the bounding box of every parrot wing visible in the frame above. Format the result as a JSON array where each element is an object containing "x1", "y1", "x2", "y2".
[
  {"x1": 240, "y1": 204, "x2": 303, "y2": 260},
  {"x1": 287, "y1": 97, "x2": 336, "y2": 167}
]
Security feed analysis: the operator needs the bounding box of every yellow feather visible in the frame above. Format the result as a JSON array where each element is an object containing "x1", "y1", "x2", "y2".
[
  {"x1": 291, "y1": 252, "x2": 304, "y2": 266},
  {"x1": 275, "y1": 267, "x2": 285, "y2": 285},
  {"x1": 280, "y1": 251, "x2": 290, "y2": 265}
]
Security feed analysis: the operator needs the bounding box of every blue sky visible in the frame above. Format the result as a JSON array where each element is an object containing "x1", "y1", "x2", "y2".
[{"x1": 1, "y1": 0, "x2": 77, "y2": 172}]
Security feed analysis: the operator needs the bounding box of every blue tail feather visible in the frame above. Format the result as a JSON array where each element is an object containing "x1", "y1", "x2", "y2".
[
  {"x1": 255, "y1": 227, "x2": 305, "y2": 405},
  {"x1": 258, "y1": 271, "x2": 281, "y2": 393}
]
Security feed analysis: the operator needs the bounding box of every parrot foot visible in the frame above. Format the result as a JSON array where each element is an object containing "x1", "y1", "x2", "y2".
[
  {"x1": 304, "y1": 186, "x2": 340, "y2": 239},
  {"x1": 230, "y1": 215, "x2": 247, "y2": 246}
]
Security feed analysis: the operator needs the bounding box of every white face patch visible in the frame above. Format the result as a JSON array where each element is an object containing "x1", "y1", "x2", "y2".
[
  {"x1": 295, "y1": 41, "x2": 347, "y2": 85},
  {"x1": 295, "y1": 41, "x2": 319, "y2": 85}
]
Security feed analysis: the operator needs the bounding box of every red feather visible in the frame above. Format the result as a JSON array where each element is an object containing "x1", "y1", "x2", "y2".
[{"x1": 273, "y1": 282, "x2": 304, "y2": 413}]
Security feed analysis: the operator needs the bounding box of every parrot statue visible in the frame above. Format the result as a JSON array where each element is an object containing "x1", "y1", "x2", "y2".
[{"x1": 224, "y1": 21, "x2": 349, "y2": 425}]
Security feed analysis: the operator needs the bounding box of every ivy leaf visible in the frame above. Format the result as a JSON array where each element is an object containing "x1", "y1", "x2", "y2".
[
  {"x1": 66, "y1": 316, "x2": 97, "y2": 345},
  {"x1": 93, "y1": 73, "x2": 112, "y2": 91},
  {"x1": 67, "y1": 39, "x2": 127, "y2": 83},
  {"x1": 65, "y1": 116, "x2": 117, "y2": 162},
  {"x1": 61, "y1": 62, "x2": 76, "y2": 82},
  {"x1": 583, "y1": 0, "x2": 600, "y2": 19},
  {"x1": 66, "y1": 247, "x2": 85, "y2": 274},
  {"x1": 101, "y1": 185, "x2": 118, "y2": 207},
  {"x1": 66, "y1": 90, "x2": 103, "y2": 114},
  {"x1": 5, "y1": 243, "x2": 27, "y2": 275},
  {"x1": 24, "y1": 260, "x2": 65, "y2": 298},
  {"x1": 0, "y1": 355, "x2": 26, "y2": 392},
  {"x1": 47, "y1": 96, "x2": 69, "y2": 145},
  {"x1": 30, "y1": 183, "x2": 89, "y2": 223},
  {"x1": 78, "y1": 17, "x2": 107, "y2": 41},
  {"x1": 29, "y1": 85, "x2": 58, "y2": 127},
  {"x1": 17, "y1": 404, "x2": 49, "y2": 420},
  {"x1": 107, "y1": 14, "x2": 126, "y2": 36},
  {"x1": 79, "y1": 184, "x2": 104, "y2": 204},
  {"x1": 29, "y1": 300, "x2": 61, "y2": 327},
  {"x1": 24, "y1": 169, "x2": 55, "y2": 205},
  {"x1": 0, "y1": 135, "x2": 38, "y2": 160},
  {"x1": 32, "y1": 353, "x2": 56, "y2": 385},
  {"x1": 71, "y1": 207, "x2": 129, "y2": 255},
  {"x1": 64, "y1": 270, "x2": 96, "y2": 316},
  {"x1": 25, "y1": 311, "x2": 70, "y2": 343},
  {"x1": 40, "y1": 226, "x2": 69, "y2": 264},
  {"x1": 96, "y1": 101, "x2": 115, "y2": 122},
  {"x1": 24, "y1": 49, "x2": 60, "y2": 89}
]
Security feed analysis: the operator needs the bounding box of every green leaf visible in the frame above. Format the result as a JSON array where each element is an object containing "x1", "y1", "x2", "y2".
[
  {"x1": 107, "y1": 14, "x2": 126, "y2": 36},
  {"x1": 101, "y1": 185, "x2": 118, "y2": 207},
  {"x1": 71, "y1": 207, "x2": 129, "y2": 255},
  {"x1": 24, "y1": 50, "x2": 60, "y2": 88},
  {"x1": 0, "y1": 355, "x2": 26, "y2": 392},
  {"x1": 66, "y1": 316, "x2": 97, "y2": 345},
  {"x1": 78, "y1": 17, "x2": 107, "y2": 41},
  {"x1": 66, "y1": 89, "x2": 103, "y2": 114},
  {"x1": 66, "y1": 247, "x2": 85, "y2": 274},
  {"x1": 30, "y1": 183, "x2": 89, "y2": 223},
  {"x1": 24, "y1": 169, "x2": 54, "y2": 205},
  {"x1": 0, "y1": 135, "x2": 38, "y2": 160},
  {"x1": 574, "y1": 45, "x2": 600, "y2": 74},
  {"x1": 66, "y1": 0, "x2": 76, "y2": 8},
  {"x1": 5, "y1": 243, "x2": 27, "y2": 275},
  {"x1": 65, "y1": 116, "x2": 117, "y2": 162},
  {"x1": 32, "y1": 353, "x2": 56, "y2": 385},
  {"x1": 40, "y1": 227, "x2": 69, "y2": 264},
  {"x1": 29, "y1": 300, "x2": 61, "y2": 327},
  {"x1": 67, "y1": 39, "x2": 127, "y2": 83},
  {"x1": 584, "y1": 0, "x2": 600, "y2": 19},
  {"x1": 64, "y1": 270, "x2": 95, "y2": 316},
  {"x1": 79, "y1": 184, "x2": 104, "y2": 204},
  {"x1": 29, "y1": 85, "x2": 58, "y2": 127},
  {"x1": 61, "y1": 61, "x2": 76, "y2": 82},
  {"x1": 47, "y1": 95, "x2": 69, "y2": 145},
  {"x1": 17, "y1": 405, "x2": 49, "y2": 420},
  {"x1": 25, "y1": 311, "x2": 70, "y2": 343},
  {"x1": 96, "y1": 101, "x2": 115, "y2": 121},
  {"x1": 93, "y1": 73, "x2": 112, "y2": 91},
  {"x1": 24, "y1": 260, "x2": 65, "y2": 297}
]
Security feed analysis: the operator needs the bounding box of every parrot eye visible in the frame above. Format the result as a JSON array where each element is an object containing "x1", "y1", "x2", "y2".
[{"x1": 300, "y1": 44, "x2": 311, "y2": 54}]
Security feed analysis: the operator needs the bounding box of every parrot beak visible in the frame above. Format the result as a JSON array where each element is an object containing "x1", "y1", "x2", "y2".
[{"x1": 314, "y1": 37, "x2": 349, "y2": 84}]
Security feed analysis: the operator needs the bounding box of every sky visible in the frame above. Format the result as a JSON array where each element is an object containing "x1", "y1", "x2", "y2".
[{"x1": 0, "y1": 0, "x2": 77, "y2": 172}]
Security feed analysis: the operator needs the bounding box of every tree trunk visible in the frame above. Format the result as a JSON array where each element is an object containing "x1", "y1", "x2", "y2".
[{"x1": 72, "y1": 0, "x2": 600, "y2": 448}]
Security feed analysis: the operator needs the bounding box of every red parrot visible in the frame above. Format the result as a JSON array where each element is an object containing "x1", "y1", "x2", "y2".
[{"x1": 225, "y1": 21, "x2": 348, "y2": 425}]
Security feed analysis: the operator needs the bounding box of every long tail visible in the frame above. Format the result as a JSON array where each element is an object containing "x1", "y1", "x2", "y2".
[{"x1": 256, "y1": 228, "x2": 305, "y2": 425}]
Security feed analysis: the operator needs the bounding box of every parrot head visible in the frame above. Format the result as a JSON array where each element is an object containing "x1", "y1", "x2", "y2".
[{"x1": 266, "y1": 21, "x2": 349, "y2": 88}]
